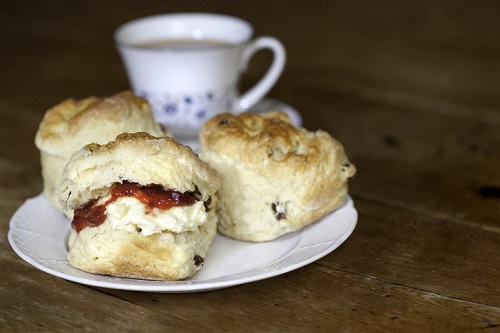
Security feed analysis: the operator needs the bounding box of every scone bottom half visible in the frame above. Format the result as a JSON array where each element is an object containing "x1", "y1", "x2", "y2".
[
  {"x1": 59, "y1": 132, "x2": 220, "y2": 281},
  {"x1": 200, "y1": 111, "x2": 356, "y2": 242}
]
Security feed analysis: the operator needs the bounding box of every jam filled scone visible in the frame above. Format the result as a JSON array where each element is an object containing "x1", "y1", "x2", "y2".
[
  {"x1": 35, "y1": 90, "x2": 167, "y2": 215},
  {"x1": 59, "y1": 132, "x2": 219, "y2": 280},
  {"x1": 199, "y1": 111, "x2": 356, "y2": 242}
]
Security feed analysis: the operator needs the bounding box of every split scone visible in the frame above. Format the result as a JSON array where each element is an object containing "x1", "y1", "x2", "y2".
[
  {"x1": 35, "y1": 90, "x2": 167, "y2": 214},
  {"x1": 199, "y1": 111, "x2": 356, "y2": 242},
  {"x1": 59, "y1": 132, "x2": 219, "y2": 280}
]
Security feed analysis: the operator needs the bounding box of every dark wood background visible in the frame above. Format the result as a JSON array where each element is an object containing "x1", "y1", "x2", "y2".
[{"x1": 1, "y1": 1, "x2": 499, "y2": 332}]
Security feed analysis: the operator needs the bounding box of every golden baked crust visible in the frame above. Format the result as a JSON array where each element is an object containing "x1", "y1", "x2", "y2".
[
  {"x1": 34, "y1": 91, "x2": 167, "y2": 214},
  {"x1": 60, "y1": 132, "x2": 219, "y2": 210},
  {"x1": 35, "y1": 90, "x2": 164, "y2": 156},
  {"x1": 200, "y1": 111, "x2": 344, "y2": 170},
  {"x1": 199, "y1": 111, "x2": 356, "y2": 242}
]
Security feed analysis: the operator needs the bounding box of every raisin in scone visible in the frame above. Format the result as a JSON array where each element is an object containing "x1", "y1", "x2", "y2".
[
  {"x1": 199, "y1": 111, "x2": 356, "y2": 242},
  {"x1": 59, "y1": 132, "x2": 219, "y2": 280},
  {"x1": 35, "y1": 90, "x2": 167, "y2": 214}
]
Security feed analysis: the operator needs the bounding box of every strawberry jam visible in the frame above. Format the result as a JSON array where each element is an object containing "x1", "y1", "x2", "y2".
[{"x1": 71, "y1": 181, "x2": 198, "y2": 233}]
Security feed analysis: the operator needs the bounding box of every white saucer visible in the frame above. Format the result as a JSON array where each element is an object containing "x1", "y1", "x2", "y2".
[
  {"x1": 180, "y1": 98, "x2": 302, "y2": 151},
  {"x1": 8, "y1": 194, "x2": 356, "y2": 293},
  {"x1": 250, "y1": 97, "x2": 302, "y2": 126}
]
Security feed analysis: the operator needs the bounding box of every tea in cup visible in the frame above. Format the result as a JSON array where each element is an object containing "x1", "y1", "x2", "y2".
[{"x1": 114, "y1": 13, "x2": 286, "y2": 141}]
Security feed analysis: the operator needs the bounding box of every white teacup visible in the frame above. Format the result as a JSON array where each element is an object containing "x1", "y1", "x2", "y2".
[{"x1": 114, "y1": 13, "x2": 286, "y2": 140}]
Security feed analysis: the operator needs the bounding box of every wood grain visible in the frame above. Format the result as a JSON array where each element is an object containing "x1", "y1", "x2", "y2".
[{"x1": 1, "y1": 0, "x2": 499, "y2": 332}]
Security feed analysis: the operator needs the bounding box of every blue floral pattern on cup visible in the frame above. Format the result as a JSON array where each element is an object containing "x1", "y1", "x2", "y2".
[{"x1": 138, "y1": 88, "x2": 236, "y2": 136}]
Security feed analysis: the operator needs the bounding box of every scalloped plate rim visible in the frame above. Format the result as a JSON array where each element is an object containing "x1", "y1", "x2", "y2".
[{"x1": 8, "y1": 193, "x2": 357, "y2": 293}]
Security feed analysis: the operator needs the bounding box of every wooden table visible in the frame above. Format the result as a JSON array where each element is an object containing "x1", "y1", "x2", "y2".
[{"x1": 2, "y1": 1, "x2": 499, "y2": 332}]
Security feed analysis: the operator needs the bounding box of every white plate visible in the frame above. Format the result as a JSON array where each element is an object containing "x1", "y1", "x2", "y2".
[{"x1": 8, "y1": 194, "x2": 357, "y2": 293}]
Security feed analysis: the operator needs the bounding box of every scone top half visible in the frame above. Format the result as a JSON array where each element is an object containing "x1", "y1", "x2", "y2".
[
  {"x1": 34, "y1": 90, "x2": 167, "y2": 214},
  {"x1": 35, "y1": 90, "x2": 165, "y2": 157},
  {"x1": 200, "y1": 111, "x2": 356, "y2": 242},
  {"x1": 59, "y1": 132, "x2": 219, "y2": 213}
]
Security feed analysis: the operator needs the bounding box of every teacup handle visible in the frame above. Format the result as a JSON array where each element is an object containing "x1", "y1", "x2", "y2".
[{"x1": 233, "y1": 36, "x2": 286, "y2": 113}]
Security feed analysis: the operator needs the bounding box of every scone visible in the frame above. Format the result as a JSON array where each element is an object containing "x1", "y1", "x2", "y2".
[
  {"x1": 35, "y1": 90, "x2": 167, "y2": 214},
  {"x1": 58, "y1": 132, "x2": 219, "y2": 280},
  {"x1": 199, "y1": 111, "x2": 356, "y2": 242}
]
